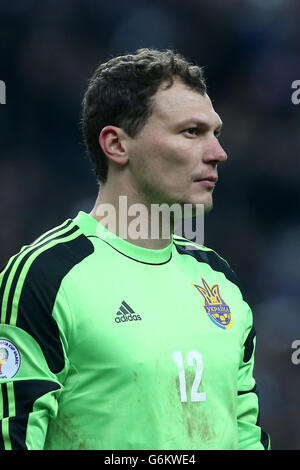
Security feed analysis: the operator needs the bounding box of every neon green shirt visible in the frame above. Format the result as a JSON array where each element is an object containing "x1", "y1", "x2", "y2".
[{"x1": 0, "y1": 211, "x2": 270, "y2": 450}]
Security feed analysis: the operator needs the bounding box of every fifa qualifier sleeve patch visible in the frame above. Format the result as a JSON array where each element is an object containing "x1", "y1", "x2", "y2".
[{"x1": 0, "y1": 339, "x2": 21, "y2": 379}]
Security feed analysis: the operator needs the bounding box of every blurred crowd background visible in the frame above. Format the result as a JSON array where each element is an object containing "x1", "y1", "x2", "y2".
[{"x1": 1, "y1": 0, "x2": 300, "y2": 450}]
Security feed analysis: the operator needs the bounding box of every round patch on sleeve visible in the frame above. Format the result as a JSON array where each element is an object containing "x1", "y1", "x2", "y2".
[{"x1": 0, "y1": 339, "x2": 21, "y2": 378}]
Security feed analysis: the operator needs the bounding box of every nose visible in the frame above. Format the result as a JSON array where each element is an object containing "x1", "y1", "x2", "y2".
[{"x1": 203, "y1": 137, "x2": 228, "y2": 165}]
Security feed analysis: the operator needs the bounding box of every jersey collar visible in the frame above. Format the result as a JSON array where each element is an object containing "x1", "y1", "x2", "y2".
[{"x1": 73, "y1": 211, "x2": 173, "y2": 265}]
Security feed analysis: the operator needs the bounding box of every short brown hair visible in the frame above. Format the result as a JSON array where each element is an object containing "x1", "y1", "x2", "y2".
[{"x1": 81, "y1": 48, "x2": 207, "y2": 183}]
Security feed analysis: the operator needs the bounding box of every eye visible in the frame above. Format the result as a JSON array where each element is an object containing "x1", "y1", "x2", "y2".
[{"x1": 183, "y1": 127, "x2": 200, "y2": 137}]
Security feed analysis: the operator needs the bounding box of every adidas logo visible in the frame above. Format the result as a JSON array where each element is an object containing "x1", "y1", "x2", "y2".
[{"x1": 115, "y1": 301, "x2": 142, "y2": 323}]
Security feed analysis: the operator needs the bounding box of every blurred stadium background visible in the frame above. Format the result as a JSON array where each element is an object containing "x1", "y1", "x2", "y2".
[{"x1": 0, "y1": 0, "x2": 300, "y2": 450}]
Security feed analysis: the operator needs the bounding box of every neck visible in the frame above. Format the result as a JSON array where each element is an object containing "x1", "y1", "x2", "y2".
[{"x1": 90, "y1": 182, "x2": 174, "y2": 250}]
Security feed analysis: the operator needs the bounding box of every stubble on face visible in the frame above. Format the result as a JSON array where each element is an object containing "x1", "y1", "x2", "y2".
[{"x1": 125, "y1": 80, "x2": 226, "y2": 214}]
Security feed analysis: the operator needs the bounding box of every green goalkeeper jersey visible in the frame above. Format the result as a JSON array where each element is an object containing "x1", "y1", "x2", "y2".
[{"x1": 0, "y1": 211, "x2": 270, "y2": 450}]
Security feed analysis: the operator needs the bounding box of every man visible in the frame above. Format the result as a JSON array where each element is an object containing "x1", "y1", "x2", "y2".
[{"x1": 0, "y1": 49, "x2": 270, "y2": 450}]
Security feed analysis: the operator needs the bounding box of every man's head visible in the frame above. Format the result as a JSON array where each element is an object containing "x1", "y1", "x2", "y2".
[
  {"x1": 81, "y1": 48, "x2": 227, "y2": 212},
  {"x1": 81, "y1": 49, "x2": 207, "y2": 182}
]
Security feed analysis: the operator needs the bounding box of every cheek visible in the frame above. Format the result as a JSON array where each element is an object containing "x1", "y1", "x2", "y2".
[
  {"x1": 152, "y1": 141, "x2": 193, "y2": 174},
  {"x1": 130, "y1": 135, "x2": 196, "y2": 188}
]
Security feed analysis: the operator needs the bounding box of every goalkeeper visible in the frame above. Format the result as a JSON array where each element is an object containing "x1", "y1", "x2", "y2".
[{"x1": 0, "y1": 48, "x2": 270, "y2": 450}]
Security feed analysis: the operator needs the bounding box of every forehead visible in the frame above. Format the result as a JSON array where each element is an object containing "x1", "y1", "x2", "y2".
[{"x1": 151, "y1": 80, "x2": 221, "y2": 127}]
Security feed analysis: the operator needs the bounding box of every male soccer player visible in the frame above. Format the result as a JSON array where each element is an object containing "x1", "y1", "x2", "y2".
[{"x1": 0, "y1": 49, "x2": 270, "y2": 450}]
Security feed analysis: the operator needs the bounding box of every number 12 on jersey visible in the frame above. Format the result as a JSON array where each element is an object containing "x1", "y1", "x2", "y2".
[{"x1": 173, "y1": 350, "x2": 206, "y2": 403}]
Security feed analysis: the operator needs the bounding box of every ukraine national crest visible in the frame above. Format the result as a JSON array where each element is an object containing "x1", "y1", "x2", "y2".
[{"x1": 193, "y1": 278, "x2": 233, "y2": 330}]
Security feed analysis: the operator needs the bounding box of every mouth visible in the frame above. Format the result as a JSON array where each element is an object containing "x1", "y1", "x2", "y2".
[{"x1": 192, "y1": 175, "x2": 218, "y2": 189}]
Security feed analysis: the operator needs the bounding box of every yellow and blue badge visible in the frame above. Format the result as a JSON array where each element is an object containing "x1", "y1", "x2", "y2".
[{"x1": 193, "y1": 278, "x2": 233, "y2": 330}]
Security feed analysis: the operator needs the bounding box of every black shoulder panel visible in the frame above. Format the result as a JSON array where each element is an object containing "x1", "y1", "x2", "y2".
[
  {"x1": 174, "y1": 243, "x2": 241, "y2": 289},
  {"x1": 16, "y1": 233, "x2": 94, "y2": 374}
]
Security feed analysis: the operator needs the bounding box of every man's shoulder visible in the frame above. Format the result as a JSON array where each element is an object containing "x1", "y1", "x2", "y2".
[
  {"x1": 1, "y1": 218, "x2": 95, "y2": 288},
  {"x1": 173, "y1": 234, "x2": 240, "y2": 288},
  {"x1": 172, "y1": 233, "x2": 229, "y2": 263},
  {"x1": 0, "y1": 218, "x2": 92, "y2": 372}
]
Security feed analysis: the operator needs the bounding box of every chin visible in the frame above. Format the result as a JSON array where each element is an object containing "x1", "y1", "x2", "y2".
[
  {"x1": 204, "y1": 200, "x2": 213, "y2": 213},
  {"x1": 188, "y1": 195, "x2": 214, "y2": 214},
  {"x1": 175, "y1": 201, "x2": 212, "y2": 219},
  {"x1": 166, "y1": 192, "x2": 214, "y2": 215}
]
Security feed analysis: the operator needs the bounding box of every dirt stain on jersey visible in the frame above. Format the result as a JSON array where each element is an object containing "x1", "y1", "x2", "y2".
[
  {"x1": 45, "y1": 413, "x2": 90, "y2": 450},
  {"x1": 175, "y1": 369, "x2": 216, "y2": 445}
]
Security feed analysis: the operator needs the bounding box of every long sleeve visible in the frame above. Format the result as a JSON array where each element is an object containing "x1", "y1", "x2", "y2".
[
  {"x1": 0, "y1": 221, "x2": 92, "y2": 450},
  {"x1": 0, "y1": 277, "x2": 71, "y2": 450},
  {"x1": 237, "y1": 306, "x2": 270, "y2": 450}
]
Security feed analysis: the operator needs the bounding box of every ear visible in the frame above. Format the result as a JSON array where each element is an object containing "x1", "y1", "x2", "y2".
[{"x1": 99, "y1": 126, "x2": 129, "y2": 166}]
